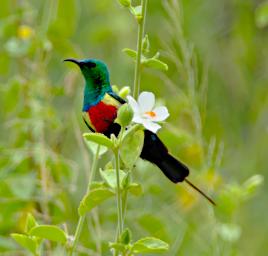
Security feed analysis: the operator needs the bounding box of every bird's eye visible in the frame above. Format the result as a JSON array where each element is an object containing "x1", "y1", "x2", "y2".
[{"x1": 87, "y1": 62, "x2": 96, "y2": 68}]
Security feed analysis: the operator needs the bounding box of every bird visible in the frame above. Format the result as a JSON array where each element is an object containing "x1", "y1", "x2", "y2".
[{"x1": 64, "y1": 58, "x2": 215, "y2": 206}]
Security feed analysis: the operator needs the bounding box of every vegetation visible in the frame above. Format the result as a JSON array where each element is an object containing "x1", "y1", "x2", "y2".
[{"x1": 0, "y1": 0, "x2": 267, "y2": 255}]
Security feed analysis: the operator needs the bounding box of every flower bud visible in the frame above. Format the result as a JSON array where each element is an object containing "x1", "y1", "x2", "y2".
[
  {"x1": 112, "y1": 85, "x2": 119, "y2": 93},
  {"x1": 118, "y1": 0, "x2": 131, "y2": 8},
  {"x1": 116, "y1": 103, "x2": 133, "y2": 127},
  {"x1": 119, "y1": 86, "x2": 131, "y2": 99}
]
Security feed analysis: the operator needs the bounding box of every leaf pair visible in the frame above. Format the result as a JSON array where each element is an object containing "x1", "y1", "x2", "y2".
[
  {"x1": 78, "y1": 170, "x2": 143, "y2": 216},
  {"x1": 110, "y1": 235, "x2": 169, "y2": 255},
  {"x1": 11, "y1": 213, "x2": 67, "y2": 255},
  {"x1": 123, "y1": 48, "x2": 168, "y2": 71}
]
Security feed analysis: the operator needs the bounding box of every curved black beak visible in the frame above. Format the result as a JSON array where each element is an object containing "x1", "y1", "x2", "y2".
[{"x1": 63, "y1": 58, "x2": 81, "y2": 66}]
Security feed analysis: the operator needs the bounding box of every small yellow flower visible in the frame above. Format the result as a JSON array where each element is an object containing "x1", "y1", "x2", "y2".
[
  {"x1": 178, "y1": 187, "x2": 198, "y2": 210},
  {"x1": 183, "y1": 143, "x2": 204, "y2": 167},
  {"x1": 18, "y1": 25, "x2": 34, "y2": 40},
  {"x1": 202, "y1": 168, "x2": 222, "y2": 188}
]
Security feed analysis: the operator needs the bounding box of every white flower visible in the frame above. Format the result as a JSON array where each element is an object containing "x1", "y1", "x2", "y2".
[{"x1": 127, "y1": 91, "x2": 169, "y2": 133}]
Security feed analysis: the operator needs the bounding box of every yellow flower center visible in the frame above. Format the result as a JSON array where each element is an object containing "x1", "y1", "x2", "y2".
[
  {"x1": 145, "y1": 111, "x2": 156, "y2": 117},
  {"x1": 18, "y1": 25, "x2": 34, "y2": 40}
]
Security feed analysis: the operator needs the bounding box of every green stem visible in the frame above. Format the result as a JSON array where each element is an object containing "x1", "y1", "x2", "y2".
[
  {"x1": 69, "y1": 145, "x2": 101, "y2": 256},
  {"x1": 133, "y1": 0, "x2": 148, "y2": 99},
  {"x1": 115, "y1": 149, "x2": 123, "y2": 238},
  {"x1": 122, "y1": 190, "x2": 128, "y2": 226}
]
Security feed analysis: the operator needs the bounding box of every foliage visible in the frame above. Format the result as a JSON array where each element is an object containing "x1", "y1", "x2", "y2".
[{"x1": 0, "y1": 0, "x2": 267, "y2": 255}]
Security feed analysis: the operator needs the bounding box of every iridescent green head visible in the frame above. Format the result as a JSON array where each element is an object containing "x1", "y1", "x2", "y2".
[{"x1": 64, "y1": 58, "x2": 112, "y2": 110}]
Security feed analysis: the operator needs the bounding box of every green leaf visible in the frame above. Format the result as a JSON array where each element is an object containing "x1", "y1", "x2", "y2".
[
  {"x1": 121, "y1": 130, "x2": 144, "y2": 169},
  {"x1": 122, "y1": 124, "x2": 143, "y2": 140},
  {"x1": 84, "y1": 140, "x2": 108, "y2": 156},
  {"x1": 122, "y1": 171, "x2": 131, "y2": 189},
  {"x1": 109, "y1": 242, "x2": 127, "y2": 253},
  {"x1": 83, "y1": 133, "x2": 113, "y2": 149},
  {"x1": 143, "y1": 58, "x2": 168, "y2": 71},
  {"x1": 128, "y1": 183, "x2": 143, "y2": 196},
  {"x1": 132, "y1": 237, "x2": 169, "y2": 254},
  {"x1": 142, "y1": 34, "x2": 150, "y2": 54},
  {"x1": 78, "y1": 187, "x2": 114, "y2": 216},
  {"x1": 118, "y1": 0, "x2": 131, "y2": 8},
  {"x1": 100, "y1": 169, "x2": 126, "y2": 189},
  {"x1": 243, "y1": 174, "x2": 264, "y2": 196},
  {"x1": 120, "y1": 228, "x2": 132, "y2": 244},
  {"x1": 256, "y1": 2, "x2": 268, "y2": 28},
  {"x1": 122, "y1": 48, "x2": 137, "y2": 60},
  {"x1": 11, "y1": 234, "x2": 37, "y2": 255},
  {"x1": 25, "y1": 213, "x2": 38, "y2": 234},
  {"x1": 89, "y1": 181, "x2": 107, "y2": 190},
  {"x1": 29, "y1": 225, "x2": 67, "y2": 243}
]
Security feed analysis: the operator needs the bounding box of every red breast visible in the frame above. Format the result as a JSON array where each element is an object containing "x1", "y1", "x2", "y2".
[{"x1": 88, "y1": 101, "x2": 118, "y2": 133}]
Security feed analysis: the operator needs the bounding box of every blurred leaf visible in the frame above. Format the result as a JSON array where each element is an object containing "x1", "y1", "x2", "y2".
[
  {"x1": 243, "y1": 174, "x2": 264, "y2": 196},
  {"x1": 138, "y1": 214, "x2": 168, "y2": 241},
  {"x1": 217, "y1": 223, "x2": 241, "y2": 243},
  {"x1": 142, "y1": 58, "x2": 168, "y2": 71},
  {"x1": 215, "y1": 184, "x2": 243, "y2": 219},
  {"x1": 4, "y1": 38, "x2": 29, "y2": 57},
  {"x1": 121, "y1": 130, "x2": 144, "y2": 169},
  {"x1": 117, "y1": 0, "x2": 131, "y2": 8},
  {"x1": 120, "y1": 228, "x2": 132, "y2": 245},
  {"x1": 83, "y1": 133, "x2": 114, "y2": 149},
  {"x1": 100, "y1": 168, "x2": 126, "y2": 189},
  {"x1": 256, "y1": 2, "x2": 268, "y2": 28},
  {"x1": 109, "y1": 242, "x2": 127, "y2": 253},
  {"x1": 0, "y1": 235, "x2": 16, "y2": 251},
  {"x1": 78, "y1": 187, "x2": 114, "y2": 216},
  {"x1": 7, "y1": 173, "x2": 36, "y2": 200},
  {"x1": 132, "y1": 237, "x2": 169, "y2": 254},
  {"x1": 48, "y1": 0, "x2": 77, "y2": 38},
  {"x1": 25, "y1": 213, "x2": 38, "y2": 234},
  {"x1": 128, "y1": 183, "x2": 143, "y2": 196},
  {"x1": 122, "y1": 48, "x2": 137, "y2": 60},
  {"x1": 29, "y1": 225, "x2": 67, "y2": 243},
  {"x1": 11, "y1": 234, "x2": 37, "y2": 255}
]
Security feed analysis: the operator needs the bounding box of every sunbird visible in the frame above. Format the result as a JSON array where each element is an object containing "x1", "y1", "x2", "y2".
[{"x1": 64, "y1": 58, "x2": 215, "y2": 205}]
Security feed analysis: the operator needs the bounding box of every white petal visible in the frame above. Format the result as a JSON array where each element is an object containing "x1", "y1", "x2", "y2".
[
  {"x1": 127, "y1": 95, "x2": 139, "y2": 113},
  {"x1": 142, "y1": 119, "x2": 161, "y2": 133},
  {"x1": 138, "y1": 92, "x2": 155, "y2": 113},
  {"x1": 132, "y1": 115, "x2": 144, "y2": 124},
  {"x1": 152, "y1": 106, "x2": 169, "y2": 121}
]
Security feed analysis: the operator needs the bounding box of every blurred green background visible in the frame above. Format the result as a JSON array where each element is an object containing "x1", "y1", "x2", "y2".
[{"x1": 0, "y1": 0, "x2": 267, "y2": 255}]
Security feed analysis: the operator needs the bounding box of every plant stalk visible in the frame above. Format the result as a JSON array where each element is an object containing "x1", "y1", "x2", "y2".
[
  {"x1": 69, "y1": 145, "x2": 101, "y2": 256},
  {"x1": 115, "y1": 148, "x2": 123, "y2": 238},
  {"x1": 133, "y1": 0, "x2": 148, "y2": 99}
]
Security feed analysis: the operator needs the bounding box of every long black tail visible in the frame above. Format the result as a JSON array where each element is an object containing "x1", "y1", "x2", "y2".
[
  {"x1": 140, "y1": 130, "x2": 189, "y2": 183},
  {"x1": 140, "y1": 130, "x2": 216, "y2": 205}
]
